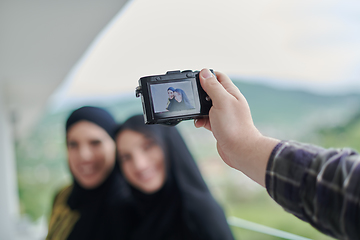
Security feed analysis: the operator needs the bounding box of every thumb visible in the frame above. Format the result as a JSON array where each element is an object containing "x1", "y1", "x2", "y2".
[{"x1": 199, "y1": 68, "x2": 234, "y2": 107}]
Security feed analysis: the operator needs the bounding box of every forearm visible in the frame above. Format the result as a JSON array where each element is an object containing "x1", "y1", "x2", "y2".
[{"x1": 230, "y1": 135, "x2": 280, "y2": 187}]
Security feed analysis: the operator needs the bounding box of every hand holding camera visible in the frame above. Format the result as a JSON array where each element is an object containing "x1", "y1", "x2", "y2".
[
  {"x1": 196, "y1": 69, "x2": 279, "y2": 186},
  {"x1": 136, "y1": 68, "x2": 279, "y2": 186}
]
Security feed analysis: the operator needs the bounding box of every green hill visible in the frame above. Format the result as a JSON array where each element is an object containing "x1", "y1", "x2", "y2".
[
  {"x1": 317, "y1": 111, "x2": 360, "y2": 152},
  {"x1": 232, "y1": 80, "x2": 360, "y2": 141}
]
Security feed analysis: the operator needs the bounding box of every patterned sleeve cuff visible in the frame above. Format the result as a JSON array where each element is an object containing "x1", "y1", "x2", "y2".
[
  {"x1": 266, "y1": 141, "x2": 285, "y2": 172},
  {"x1": 265, "y1": 140, "x2": 324, "y2": 215},
  {"x1": 265, "y1": 141, "x2": 285, "y2": 196}
]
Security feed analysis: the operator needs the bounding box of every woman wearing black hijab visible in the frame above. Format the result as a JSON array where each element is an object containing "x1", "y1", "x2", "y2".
[
  {"x1": 167, "y1": 88, "x2": 194, "y2": 112},
  {"x1": 115, "y1": 115, "x2": 234, "y2": 240},
  {"x1": 47, "y1": 106, "x2": 129, "y2": 240},
  {"x1": 165, "y1": 87, "x2": 176, "y2": 111}
]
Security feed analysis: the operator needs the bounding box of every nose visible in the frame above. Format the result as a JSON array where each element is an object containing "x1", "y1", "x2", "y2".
[
  {"x1": 79, "y1": 145, "x2": 93, "y2": 162},
  {"x1": 132, "y1": 152, "x2": 149, "y2": 171}
]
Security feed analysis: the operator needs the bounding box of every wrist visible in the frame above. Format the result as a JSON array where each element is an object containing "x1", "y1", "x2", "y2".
[{"x1": 232, "y1": 134, "x2": 280, "y2": 187}]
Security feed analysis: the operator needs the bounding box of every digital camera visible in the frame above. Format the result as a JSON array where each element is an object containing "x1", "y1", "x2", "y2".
[{"x1": 135, "y1": 70, "x2": 213, "y2": 126}]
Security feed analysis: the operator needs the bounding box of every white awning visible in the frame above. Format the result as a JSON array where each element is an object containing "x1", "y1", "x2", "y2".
[{"x1": 0, "y1": 0, "x2": 130, "y2": 139}]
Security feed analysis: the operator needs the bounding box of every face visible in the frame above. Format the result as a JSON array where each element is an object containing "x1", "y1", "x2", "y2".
[
  {"x1": 174, "y1": 91, "x2": 182, "y2": 102},
  {"x1": 167, "y1": 90, "x2": 174, "y2": 99},
  {"x1": 67, "y1": 121, "x2": 116, "y2": 189},
  {"x1": 116, "y1": 129, "x2": 166, "y2": 194}
]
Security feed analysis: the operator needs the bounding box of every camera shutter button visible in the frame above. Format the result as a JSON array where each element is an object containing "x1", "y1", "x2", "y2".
[{"x1": 166, "y1": 70, "x2": 181, "y2": 74}]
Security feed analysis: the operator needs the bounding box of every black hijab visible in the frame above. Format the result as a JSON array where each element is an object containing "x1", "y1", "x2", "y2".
[
  {"x1": 65, "y1": 106, "x2": 130, "y2": 240},
  {"x1": 116, "y1": 115, "x2": 234, "y2": 240}
]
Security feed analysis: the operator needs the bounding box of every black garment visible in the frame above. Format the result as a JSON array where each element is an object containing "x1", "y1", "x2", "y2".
[
  {"x1": 116, "y1": 115, "x2": 234, "y2": 240},
  {"x1": 67, "y1": 161, "x2": 131, "y2": 240},
  {"x1": 167, "y1": 99, "x2": 193, "y2": 112},
  {"x1": 166, "y1": 98, "x2": 176, "y2": 110}
]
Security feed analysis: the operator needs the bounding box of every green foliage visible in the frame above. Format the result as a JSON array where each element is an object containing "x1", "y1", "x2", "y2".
[
  {"x1": 315, "y1": 111, "x2": 360, "y2": 152},
  {"x1": 15, "y1": 79, "x2": 360, "y2": 239},
  {"x1": 224, "y1": 191, "x2": 334, "y2": 240},
  {"x1": 16, "y1": 111, "x2": 71, "y2": 220}
]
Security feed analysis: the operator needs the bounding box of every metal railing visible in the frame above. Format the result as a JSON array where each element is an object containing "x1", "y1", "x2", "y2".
[{"x1": 228, "y1": 216, "x2": 312, "y2": 240}]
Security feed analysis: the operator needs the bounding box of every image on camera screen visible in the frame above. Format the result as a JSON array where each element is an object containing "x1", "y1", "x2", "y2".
[{"x1": 150, "y1": 81, "x2": 196, "y2": 114}]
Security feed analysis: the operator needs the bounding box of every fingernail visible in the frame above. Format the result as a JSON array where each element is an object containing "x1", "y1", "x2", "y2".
[{"x1": 201, "y1": 69, "x2": 213, "y2": 79}]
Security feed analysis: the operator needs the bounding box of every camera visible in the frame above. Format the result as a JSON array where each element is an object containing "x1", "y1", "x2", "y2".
[{"x1": 135, "y1": 70, "x2": 213, "y2": 126}]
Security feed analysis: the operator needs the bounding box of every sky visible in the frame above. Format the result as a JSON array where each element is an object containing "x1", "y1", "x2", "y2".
[{"x1": 51, "y1": 0, "x2": 360, "y2": 108}]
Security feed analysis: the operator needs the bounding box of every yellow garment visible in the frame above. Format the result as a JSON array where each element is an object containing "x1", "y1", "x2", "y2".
[
  {"x1": 166, "y1": 99, "x2": 171, "y2": 109},
  {"x1": 46, "y1": 185, "x2": 80, "y2": 240}
]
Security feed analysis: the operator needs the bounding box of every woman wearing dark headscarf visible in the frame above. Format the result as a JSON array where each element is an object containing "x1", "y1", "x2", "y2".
[
  {"x1": 167, "y1": 88, "x2": 194, "y2": 112},
  {"x1": 165, "y1": 87, "x2": 176, "y2": 110},
  {"x1": 46, "y1": 106, "x2": 129, "y2": 240},
  {"x1": 115, "y1": 115, "x2": 234, "y2": 240}
]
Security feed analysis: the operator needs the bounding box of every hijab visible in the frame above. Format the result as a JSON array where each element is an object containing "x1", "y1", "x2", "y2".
[
  {"x1": 65, "y1": 106, "x2": 130, "y2": 240},
  {"x1": 167, "y1": 87, "x2": 176, "y2": 92},
  {"x1": 116, "y1": 115, "x2": 234, "y2": 240},
  {"x1": 168, "y1": 88, "x2": 194, "y2": 111}
]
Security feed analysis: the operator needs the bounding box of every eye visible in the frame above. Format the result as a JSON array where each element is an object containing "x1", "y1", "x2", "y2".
[
  {"x1": 143, "y1": 140, "x2": 156, "y2": 151},
  {"x1": 120, "y1": 154, "x2": 131, "y2": 162},
  {"x1": 67, "y1": 141, "x2": 78, "y2": 149},
  {"x1": 90, "y1": 140, "x2": 101, "y2": 147}
]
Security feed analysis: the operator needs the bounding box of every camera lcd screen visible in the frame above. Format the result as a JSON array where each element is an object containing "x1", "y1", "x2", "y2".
[{"x1": 149, "y1": 79, "x2": 201, "y2": 119}]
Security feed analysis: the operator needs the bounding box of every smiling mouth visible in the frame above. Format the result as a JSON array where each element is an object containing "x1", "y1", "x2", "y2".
[
  {"x1": 138, "y1": 167, "x2": 158, "y2": 182},
  {"x1": 78, "y1": 165, "x2": 98, "y2": 176}
]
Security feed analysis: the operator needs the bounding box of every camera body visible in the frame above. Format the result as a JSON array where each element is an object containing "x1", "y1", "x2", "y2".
[{"x1": 136, "y1": 70, "x2": 213, "y2": 126}]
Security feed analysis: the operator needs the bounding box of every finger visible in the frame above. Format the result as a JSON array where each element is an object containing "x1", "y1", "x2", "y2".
[
  {"x1": 199, "y1": 69, "x2": 235, "y2": 107},
  {"x1": 214, "y1": 71, "x2": 242, "y2": 100},
  {"x1": 194, "y1": 118, "x2": 204, "y2": 128},
  {"x1": 194, "y1": 118, "x2": 211, "y2": 131}
]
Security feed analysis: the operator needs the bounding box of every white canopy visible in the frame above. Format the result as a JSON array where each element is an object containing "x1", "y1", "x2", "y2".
[{"x1": 0, "y1": 1, "x2": 129, "y2": 238}]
